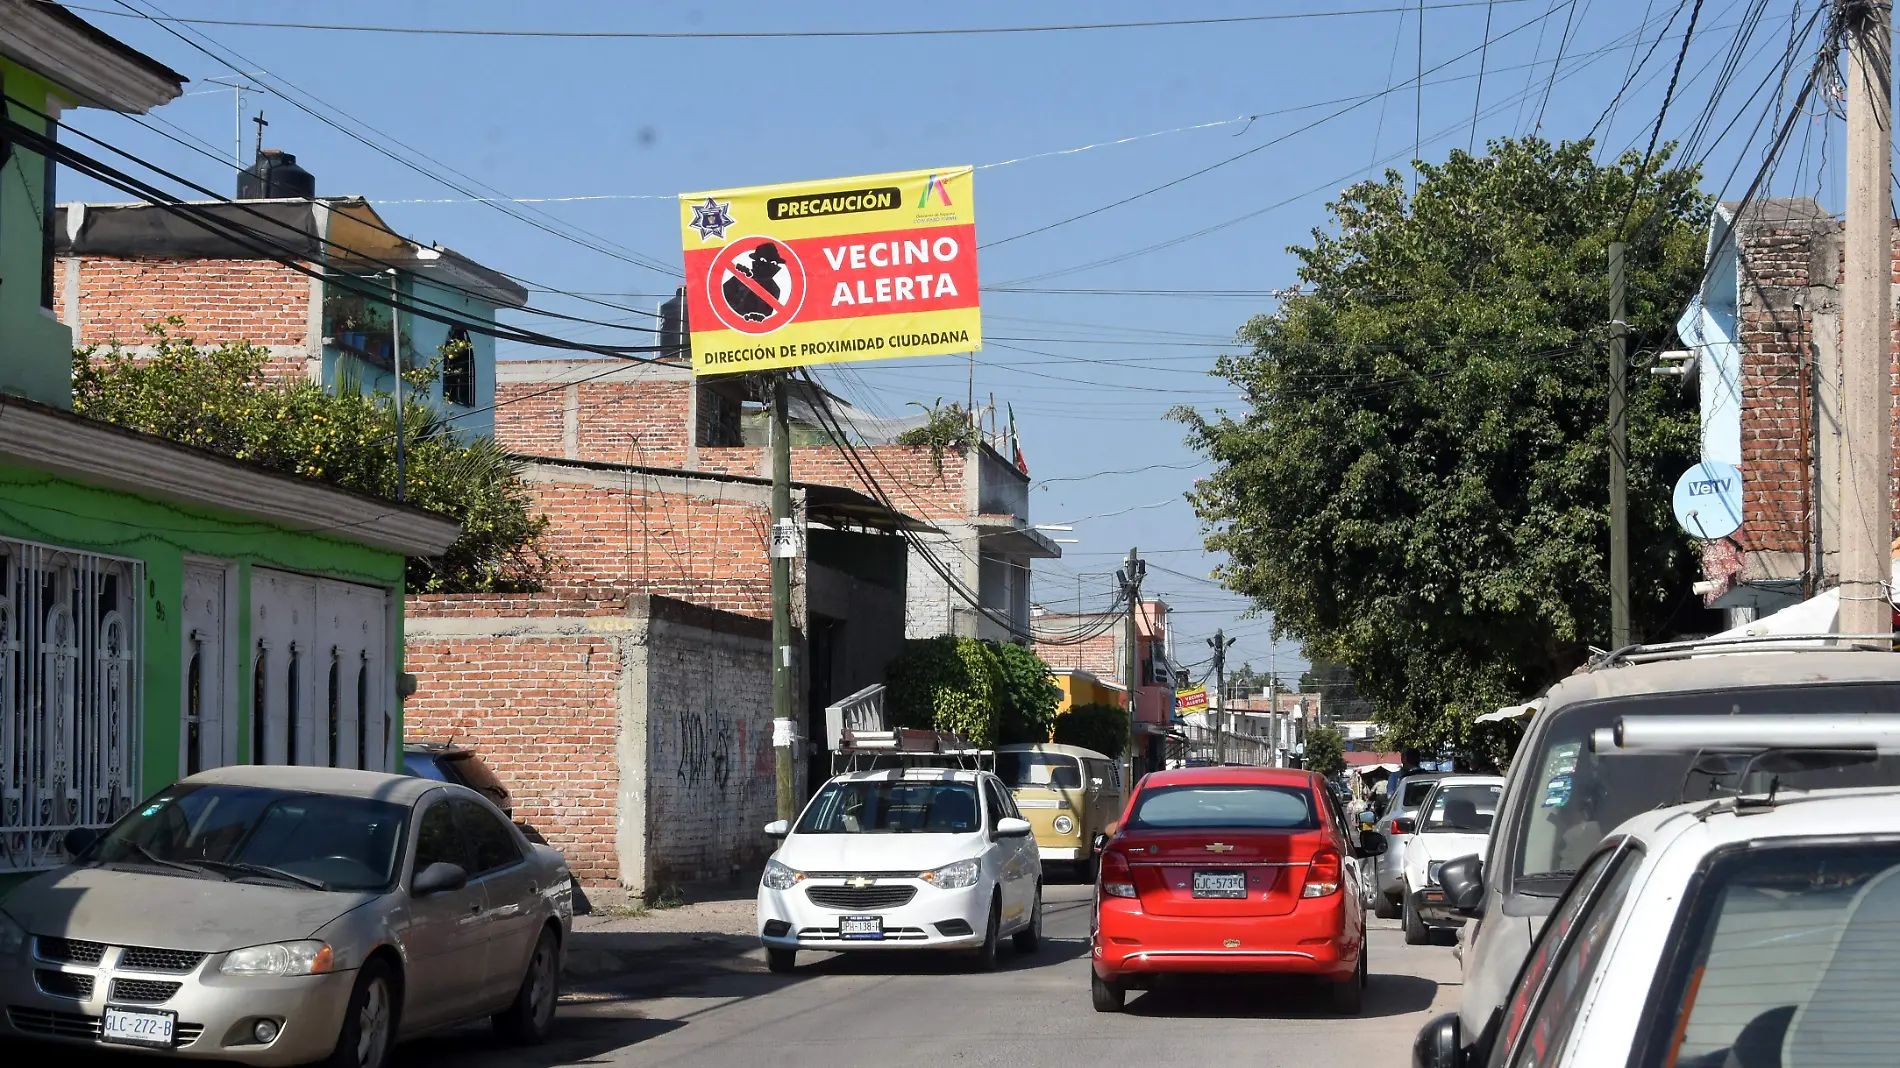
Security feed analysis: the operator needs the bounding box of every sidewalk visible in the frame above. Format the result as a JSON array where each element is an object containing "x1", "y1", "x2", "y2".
[{"x1": 564, "y1": 889, "x2": 762, "y2": 989}]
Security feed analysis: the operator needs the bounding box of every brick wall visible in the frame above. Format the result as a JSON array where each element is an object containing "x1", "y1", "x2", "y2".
[
  {"x1": 63, "y1": 257, "x2": 314, "y2": 384},
  {"x1": 493, "y1": 383, "x2": 567, "y2": 459},
  {"x1": 495, "y1": 380, "x2": 696, "y2": 468},
  {"x1": 697, "y1": 445, "x2": 968, "y2": 520},
  {"x1": 1733, "y1": 221, "x2": 1823, "y2": 555}
]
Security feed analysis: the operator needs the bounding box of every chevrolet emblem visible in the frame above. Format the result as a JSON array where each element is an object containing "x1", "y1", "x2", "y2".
[
  {"x1": 1224, "y1": 939, "x2": 1242, "y2": 949},
  {"x1": 845, "y1": 876, "x2": 876, "y2": 889},
  {"x1": 1205, "y1": 843, "x2": 1235, "y2": 853}
]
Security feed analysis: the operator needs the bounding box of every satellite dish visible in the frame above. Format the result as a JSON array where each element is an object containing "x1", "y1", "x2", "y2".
[{"x1": 1672, "y1": 461, "x2": 1743, "y2": 540}]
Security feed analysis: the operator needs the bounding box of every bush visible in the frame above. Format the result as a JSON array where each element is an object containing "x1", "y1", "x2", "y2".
[
  {"x1": 1052, "y1": 702, "x2": 1129, "y2": 758},
  {"x1": 989, "y1": 641, "x2": 1061, "y2": 745},
  {"x1": 1304, "y1": 725, "x2": 1347, "y2": 778},
  {"x1": 887, "y1": 635, "x2": 1004, "y2": 745}
]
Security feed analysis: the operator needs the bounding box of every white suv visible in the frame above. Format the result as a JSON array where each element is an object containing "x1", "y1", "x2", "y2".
[{"x1": 757, "y1": 767, "x2": 1042, "y2": 972}]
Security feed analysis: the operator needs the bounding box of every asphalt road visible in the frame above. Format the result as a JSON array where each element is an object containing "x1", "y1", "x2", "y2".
[{"x1": 51, "y1": 884, "x2": 1462, "y2": 1068}]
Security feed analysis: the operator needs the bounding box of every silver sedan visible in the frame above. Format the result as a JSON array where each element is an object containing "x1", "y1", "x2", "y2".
[{"x1": 0, "y1": 765, "x2": 573, "y2": 1067}]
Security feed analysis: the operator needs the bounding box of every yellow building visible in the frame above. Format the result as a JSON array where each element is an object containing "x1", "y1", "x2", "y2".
[{"x1": 1052, "y1": 668, "x2": 1126, "y2": 714}]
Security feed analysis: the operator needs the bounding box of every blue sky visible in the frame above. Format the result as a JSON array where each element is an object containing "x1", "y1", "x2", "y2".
[{"x1": 58, "y1": 0, "x2": 1844, "y2": 694}]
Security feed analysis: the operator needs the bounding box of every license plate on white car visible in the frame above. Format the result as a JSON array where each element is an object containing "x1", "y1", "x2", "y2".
[
  {"x1": 1192, "y1": 870, "x2": 1247, "y2": 898},
  {"x1": 102, "y1": 1006, "x2": 177, "y2": 1048},
  {"x1": 840, "y1": 914, "x2": 884, "y2": 939}
]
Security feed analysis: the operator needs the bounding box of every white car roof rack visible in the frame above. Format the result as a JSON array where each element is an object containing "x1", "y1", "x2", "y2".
[
  {"x1": 1592, "y1": 714, "x2": 1900, "y2": 755},
  {"x1": 831, "y1": 727, "x2": 994, "y2": 774},
  {"x1": 1585, "y1": 633, "x2": 1895, "y2": 668}
]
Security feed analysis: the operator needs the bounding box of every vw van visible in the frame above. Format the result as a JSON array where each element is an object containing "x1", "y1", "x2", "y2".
[{"x1": 995, "y1": 742, "x2": 1124, "y2": 881}]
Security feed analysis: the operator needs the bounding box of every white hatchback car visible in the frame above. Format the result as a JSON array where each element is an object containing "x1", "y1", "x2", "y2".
[
  {"x1": 1400, "y1": 776, "x2": 1503, "y2": 944},
  {"x1": 1414, "y1": 779, "x2": 1900, "y2": 1068},
  {"x1": 757, "y1": 767, "x2": 1042, "y2": 971}
]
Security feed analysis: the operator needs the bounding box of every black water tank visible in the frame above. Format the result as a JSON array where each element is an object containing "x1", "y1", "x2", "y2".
[{"x1": 237, "y1": 149, "x2": 315, "y2": 200}]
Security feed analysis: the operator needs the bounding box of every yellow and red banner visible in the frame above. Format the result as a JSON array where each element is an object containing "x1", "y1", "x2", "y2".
[
  {"x1": 1175, "y1": 686, "x2": 1209, "y2": 714},
  {"x1": 678, "y1": 167, "x2": 981, "y2": 375}
]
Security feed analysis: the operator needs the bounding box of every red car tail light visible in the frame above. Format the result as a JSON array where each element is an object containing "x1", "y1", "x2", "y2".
[
  {"x1": 1101, "y1": 849, "x2": 1138, "y2": 899},
  {"x1": 1302, "y1": 849, "x2": 1342, "y2": 898}
]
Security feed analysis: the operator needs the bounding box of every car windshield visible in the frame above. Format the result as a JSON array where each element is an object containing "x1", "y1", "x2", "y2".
[
  {"x1": 88, "y1": 783, "x2": 408, "y2": 891},
  {"x1": 1128, "y1": 784, "x2": 1318, "y2": 830},
  {"x1": 1652, "y1": 841, "x2": 1900, "y2": 1068},
  {"x1": 1512, "y1": 683, "x2": 1900, "y2": 894},
  {"x1": 1422, "y1": 784, "x2": 1499, "y2": 833},
  {"x1": 796, "y1": 780, "x2": 981, "y2": 834},
  {"x1": 996, "y1": 752, "x2": 1082, "y2": 790}
]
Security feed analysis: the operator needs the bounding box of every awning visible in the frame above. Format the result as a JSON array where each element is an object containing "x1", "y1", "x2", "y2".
[{"x1": 1476, "y1": 698, "x2": 1544, "y2": 725}]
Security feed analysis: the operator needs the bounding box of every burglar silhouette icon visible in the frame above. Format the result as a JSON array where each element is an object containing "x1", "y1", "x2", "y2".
[{"x1": 722, "y1": 242, "x2": 786, "y2": 323}]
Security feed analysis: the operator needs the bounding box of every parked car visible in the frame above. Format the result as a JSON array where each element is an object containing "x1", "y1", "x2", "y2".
[
  {"x1": 1090, "y1": 766, "x2": 1383, "y2": 1015},
  {"x1": 0, "y1": 765, "x2": 573, "y2": 1067},
  {"x1": 1415, "y1": 739, "x2": 1900, "y2": 1066},
  {"x1": 994, "y1": 742, "x2": 1123, "y2": 883},
  {"x1": 1399, "y1": 776, "x2": 1502, "y2": 944},
  {"x1": 757, "y1": 767, "x2": 1042, "y2": 972},
  {"x1": 1367, "y1": 772, "x2": 1445, "y2": 918},
  {"x1": 1444, "y1": 646, "x2": 1900, "y2": 1063},
  {"x1": 404, "y1": 741, "x2": 512, "y2": 817}
]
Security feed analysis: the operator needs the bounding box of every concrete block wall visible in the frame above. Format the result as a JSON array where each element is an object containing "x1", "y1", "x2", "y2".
[{"x1": 58, "y1": 256, "x2": 315, "y2": 384}]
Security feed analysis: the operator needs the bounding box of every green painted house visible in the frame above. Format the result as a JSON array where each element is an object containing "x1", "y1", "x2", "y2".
[{"x1": 0, "y1": 4, "x2": 459, "y2": 886}]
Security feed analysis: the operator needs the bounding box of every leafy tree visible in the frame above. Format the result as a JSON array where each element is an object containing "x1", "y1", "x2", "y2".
[
  {"x1": 1297, "y1": 656, "x2": 1375, "y2": 722},
  {"x1": 1226, "y1": 661, "x2": 1268, "y2": 697},
  {"x1": 988, "y1": 641, "x2": 1061, "y2": 745},
  {"x1": 1304, "y1": 725, "x2": 1347, "y2": 778},
  {"x1": 1177, "y1": 138, "x2": 1710, "y2": 752},
  {"x1": 72, "y1": 322, "x2": 555, "y2": 592},
  {"x1": 1052, "y1": 702, "x2": 1128, "y2": 758},
  {"x1": 887, "y1": 635, "x2": 1004, "y2": 745}
]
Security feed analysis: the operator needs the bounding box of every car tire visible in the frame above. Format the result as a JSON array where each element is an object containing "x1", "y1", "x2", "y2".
[
  {"x1": 1091, "y1": 970, "x2": 1126, "y2": 1013},
  {"x1": 766, "y1": 948, "x2": 797, "y2": 973},
  {"x1": 1013, "y1": 885, "x2": 1043, "y2": 954},
  {"x1": 1081, "y1": 854, "x2": 1099, "y2": 885},
  {"x1": 1403, "y1": 897, "x2": 1429, "y2": 945},
  {"x1": 493, "y1": 927, "x2": 560, "y2": 1045},
  {"x1": 972, "y1": 895, "x2": 1002, "y2": 972},
  {"x1": 1373, "y1": 888, "x2": 1402, "y2": 919},
  {"x1": 320, "y1": 957, "x2": 397, "y2": 1068},
  {"x1": 1326, "y1": 947, "x2": 1367, "y2": 1015}
]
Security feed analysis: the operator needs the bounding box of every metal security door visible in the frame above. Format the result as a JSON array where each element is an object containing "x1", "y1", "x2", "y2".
[
  {"x1": 250, "y1": 569, "x2": 388, "y2": 769},
  {"x1": 180, "y1": 562, "x2": 231, "y2": 775},
  {"x1": 318, "y1": 579, "x2": 388, "y2": 771}
]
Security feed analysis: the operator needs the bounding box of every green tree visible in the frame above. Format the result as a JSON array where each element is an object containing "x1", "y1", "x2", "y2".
[
  {"x1": 887, "y1": 635, "x2": 1005, "y2": 745},
  {"x1": 1052, "y1": 702, "x2": 1128, "y2": 758},
  {"x1": 1304, "y1": 725, "x2": 1347, "y2": 778},
  {"x1": 1297, "y1": 656, "x2": 1375, "y2": 722},
  {"x1": 988, "y1": 641, "x2": 1061, "y2": 745},
  {"x1": 72, "y1": 322, "x2": 556, "y2": 592},
  {"x1": 1177, "y1": 139, "x2": 1709, "y2": 752}
]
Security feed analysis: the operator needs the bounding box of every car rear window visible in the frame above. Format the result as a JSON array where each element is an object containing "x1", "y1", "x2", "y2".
[
  {"x1": 441, "y1": 752, "x2": 508, "y2": 798},
  {"x1": 996, "y1": 752, "x2": 1082, "y2": 789},
  {"x1": 1128, "y1": 784, "x2": 1318, "y2": 830},
  {"x1": 1401, "y1": 778, "x2": 1439, "y2": 810}
]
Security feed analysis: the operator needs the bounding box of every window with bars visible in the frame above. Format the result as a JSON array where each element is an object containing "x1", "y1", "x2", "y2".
[
  {"x1": 0, "y1": 538, "x2": 142, "y2": 873},
  {"x1": 442, "y1": 325, "x2": 476, "y2": 408}
]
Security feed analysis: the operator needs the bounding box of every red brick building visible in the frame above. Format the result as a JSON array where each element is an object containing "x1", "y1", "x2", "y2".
[{"x1": 1034, "y1": 600, "x2": 1177, "y2": 773}]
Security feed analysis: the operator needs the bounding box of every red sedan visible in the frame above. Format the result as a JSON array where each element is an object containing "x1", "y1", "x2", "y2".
[{"x1": 1089, "y1": 766, "x2": 1383, "y2": 1014}]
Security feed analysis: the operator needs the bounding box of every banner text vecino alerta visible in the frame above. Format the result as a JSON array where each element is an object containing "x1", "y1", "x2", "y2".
[{"x1": 678, "y1": 167, "x2": 981, "y2": 375}]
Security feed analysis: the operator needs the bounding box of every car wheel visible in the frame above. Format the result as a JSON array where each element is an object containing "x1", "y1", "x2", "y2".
[
  {"x1": 972, "y1": 895, "x2": 1002, "y2": 972},
  {"x1": 1403, "y1": 897, "x2": 1429, "y2": 945},
  {"x1": 321, "y1": 958, "x2": 396, "y2": 1068},
  {"x1": 1373, "y1": 888, "x2": 1402, "y2": 919},
  {"x1": 1081, "y1": 854, "x2": 1099, "y2": 885},
  {"x1": 1326, "y1": 946, "x2": 1367, "y2": 1015},
  {"x1": 767, "y1": 948, "x2": 797, "y2": 973},
  {"x1": 494, "y1": 927, "x2": 560, "y2": 1045},
  {"x1": 1013, "y1": 885, "x2": 1043, "y2": 954},
  {"x1": 1091, "y1": 970, "x2": 1126, "y2": 1013}
]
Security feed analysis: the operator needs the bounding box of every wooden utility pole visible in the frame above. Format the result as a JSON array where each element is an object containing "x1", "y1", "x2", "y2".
[
  {"x1": 1119, "y1": 549, "x2": 1145, "y2": 786},
  {"x1": 1208, "y1": 629, "x2": 1234, "y2": 766},
  {"x1": 770, "y1": 375, "x2": 797, "y2": 820},
  {"x1": 1609, "y1": 241, "x2": 1630, "y2": 647},
  {"x1": 1841, "y1": 0, "x2": 1893, "y2": 640}
]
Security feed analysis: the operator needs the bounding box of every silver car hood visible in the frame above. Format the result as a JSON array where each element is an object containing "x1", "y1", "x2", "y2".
[{"x1": 2, "y1": 865, "x2": 376, "y2": 952}]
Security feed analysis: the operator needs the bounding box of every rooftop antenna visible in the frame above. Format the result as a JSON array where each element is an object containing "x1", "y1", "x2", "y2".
[{"x1": 251, "y1": 110, "x2": 268, "y2": 161}]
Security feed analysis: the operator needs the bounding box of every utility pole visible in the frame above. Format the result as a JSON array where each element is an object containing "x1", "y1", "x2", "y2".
[
  {"x1": 388, "y1": 269, "x2": 405, "y2": 502},
  {"x1": 1608, "y1": 241, "x2": 1630, "y2": 647},
  {"x1": 1118, "y1": 548, "x2": 1145, "y2": 787},
  {"x1": 769, "y1": 375, "x2": 798, "y2": 821},
  {"x1": 1209, "y1": 629, "x2": 1236, "y2": 765},
  {"x1": 1267, "y1": 665, "x2": 1281, "y2": 768},
  {"x1": 1841, "y1": 0, "x2": 1894, "y2": 640}
]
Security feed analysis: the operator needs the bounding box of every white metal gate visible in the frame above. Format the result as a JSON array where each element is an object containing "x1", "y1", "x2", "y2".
[
  {"x1": 250, "y1": 569, "x2": 390, "y2": 771},
  {"x1": 0, "y1": 538, "x2": 142, "y2": 873},
  {"x1": 181, "y1": 562, "x2": 232, "y2": 777}
]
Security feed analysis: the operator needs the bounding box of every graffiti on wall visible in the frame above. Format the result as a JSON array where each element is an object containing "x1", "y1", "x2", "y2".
[{"x1": 676, "y1": 704, "x2": 733, "y2": 789}]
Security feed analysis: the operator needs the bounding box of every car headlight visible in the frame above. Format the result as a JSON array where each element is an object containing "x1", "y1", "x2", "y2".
[
  {"x1": 221, "y1": 941, "x2": 333, "y2": 977},
  {"x1": 1052, "y1": 815, "x2": 1076, "y2": 836},
  {"x1": 761, "y1": 859, "x2": 805, "y2": 890},
  {"x1": 921, "y1": 858, "x2": 981, "y2": 889},
  {"x1": 0, "y1": 911, "x2": 24, "y2": 957}
]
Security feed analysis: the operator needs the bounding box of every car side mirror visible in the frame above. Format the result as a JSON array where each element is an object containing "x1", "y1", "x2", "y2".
[
  {"x1": 1091, "y1": 831, "x2": 1110, "y2": 856},
  {"x1": 63, "y1": 827, "x2": 99, "y2": 860},
  {"x1": 1357, "y1": 830, "x2": 1387, "y2": 858},
  {"x1": 1438, "y1": 854, "x2": 1485, "y2": 915},
  {"x1": 995, "y1": 817, "x2": 1033, "y2": 839},
  {"x1": 763, "y1": 819, "x2": 789, "y2": 838},
  {"x1": 1392, "y1": 816, "x2": 1418, "y2": 835},
  {"x1": 412, "y1": 861, "x2": 469, "y2": 896},
  {"x1": 1412, "y1": 1012, "x2": 1465, "y2": 1068}
]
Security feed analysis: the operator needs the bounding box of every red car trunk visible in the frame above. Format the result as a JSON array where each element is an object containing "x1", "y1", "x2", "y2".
[{"x1": 1119, "y1": 829, "x2": 1328, "y2": 918}]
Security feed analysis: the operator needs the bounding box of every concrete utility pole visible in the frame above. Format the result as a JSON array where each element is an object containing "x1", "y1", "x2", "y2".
[
  {"x1": 1841, "y1": 0, "x2": 1894, "y2": 640},
  {"x1": 1208, "y1": 629, "x2": 1234, "y2": 766},
  {"x1": 770, "y1": 375, "x2": 797, "y2": 821},
  {"x1": 1608, "y1": 241, "x2": 1630, "y2": 648},
  {"x1": 1119, "y1": 548, "x2": 1145, "y2": 786},
  {"x1": 388, "y1": 269, "x2": 405, "y2": 502},
  {"x1": 1267, "y1": 667, "x2": 1281, "y2": 767}
]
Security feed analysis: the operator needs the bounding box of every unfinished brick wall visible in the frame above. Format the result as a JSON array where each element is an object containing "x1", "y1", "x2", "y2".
[
  {"x1": 696, "y1": 445, "x2": 969, "y2": 519},
  {"x1": 494, "y1": 361, "x2": 697, "y2": 467},
  {"x1": 63, "y1": 257, "x2": 314, "y2": 384},
  {"x1": 493, "y1": 382, "x2": 567, "y2": 459}
]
